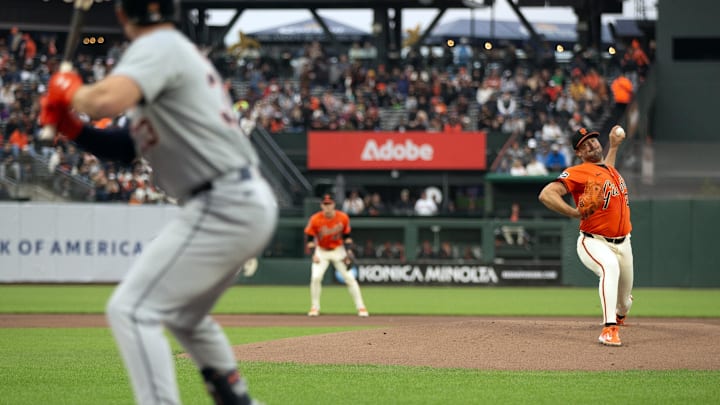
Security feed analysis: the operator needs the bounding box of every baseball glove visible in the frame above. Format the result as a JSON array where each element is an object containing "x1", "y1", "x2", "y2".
[{"x1": 578, "y1": 180, "x2": 604, "y2": 219}]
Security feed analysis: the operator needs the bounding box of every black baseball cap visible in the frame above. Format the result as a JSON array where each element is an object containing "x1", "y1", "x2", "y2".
[
  {"x1": 321, "y1": 194, "x2": 335, "y2": 204},
  {"x1": 572, "y1": 127, "x2": 600, "y2": 149}
]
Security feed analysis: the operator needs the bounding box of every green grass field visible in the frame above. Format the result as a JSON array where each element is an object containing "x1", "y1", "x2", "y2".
[{"x1": 1, "y1": 285, "x2": 719, "y2": 404}]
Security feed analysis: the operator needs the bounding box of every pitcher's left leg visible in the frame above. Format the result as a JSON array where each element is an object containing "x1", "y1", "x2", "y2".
[{"x1": 616, "y1": 238, "x2": 635, "y2": 320}]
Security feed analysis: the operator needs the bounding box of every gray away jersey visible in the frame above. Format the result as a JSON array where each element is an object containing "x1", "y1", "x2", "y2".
[{"x1": 110, "y1": 28, "x2": 257, "y2": 199}]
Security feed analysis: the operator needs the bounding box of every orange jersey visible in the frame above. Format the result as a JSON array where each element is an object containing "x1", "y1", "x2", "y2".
[
  {"x1": 304, "y1": 210, "x2": 351, "y2": 250},
  {"x1": 611, "y1": 76, "x2": 633, "y2": 103},
  {"x1": 556, "y1": 162, "x2": 632, "y2": 237}
]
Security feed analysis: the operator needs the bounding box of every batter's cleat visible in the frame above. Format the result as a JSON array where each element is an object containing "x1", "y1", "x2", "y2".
[
  {"x1": 307, "y1": 307, "x2": 319, "y2": 317},
  {"x1": 357, "y1": 308, "x2": 369, "y2": 317},
  {"x1": 616, "y1": 315, "x2": 627, "y2": 326},
  {"x1": 598, "y1": 325, "x2": 622, "y2": 346},
  {"x1": 201, "y1": 368, "x2": 263, "y2": 405}
]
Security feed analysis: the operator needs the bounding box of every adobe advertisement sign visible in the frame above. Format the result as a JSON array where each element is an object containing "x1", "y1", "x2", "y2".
[{"x1": 307, "y1": 131, "x2": 487, "y2": 170}]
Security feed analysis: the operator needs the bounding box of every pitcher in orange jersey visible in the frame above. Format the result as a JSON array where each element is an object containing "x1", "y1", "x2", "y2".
[
  {"x1": 304, "y1": 194, "x2": 369, "y2": 317},
  {"x1": 539, "y1": 126, "x2": 634, "y2": 347}
]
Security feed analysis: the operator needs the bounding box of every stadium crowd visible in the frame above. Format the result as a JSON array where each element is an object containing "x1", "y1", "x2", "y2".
[{"x1": 1, "y1": 26, "x2": 651, "y2": 212}]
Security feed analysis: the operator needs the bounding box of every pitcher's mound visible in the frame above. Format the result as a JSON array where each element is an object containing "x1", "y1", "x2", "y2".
[{"x1": 231, "y1": 316, "x2": 720, "y2": 371}]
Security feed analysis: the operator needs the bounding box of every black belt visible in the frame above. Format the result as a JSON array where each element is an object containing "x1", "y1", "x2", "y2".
[
  {"x1": 190, "y1": 167, "x2": 253, "y2": 196},
  {"x1": 582, "y1": 232, "x2": 626, "y2": 244}
]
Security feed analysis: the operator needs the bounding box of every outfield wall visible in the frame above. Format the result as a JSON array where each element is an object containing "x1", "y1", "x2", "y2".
[
  {"x1": 0, "y1": 203, "x2": 178, "y2": 282},
  {"x1": 1, "y1": 201, "x2": 718, "y2": 287}
]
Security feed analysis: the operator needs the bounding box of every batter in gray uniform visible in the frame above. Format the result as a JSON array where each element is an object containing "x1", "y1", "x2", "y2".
[{"x1": 40, "y1": 1, "x2": 276, "y2": 404}]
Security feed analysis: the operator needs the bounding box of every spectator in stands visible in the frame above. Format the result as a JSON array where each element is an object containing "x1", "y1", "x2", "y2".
[
  {"x1": 554, "y1": 90, "x2": 577, "y2": 121},
  {"x1": 549, "y1": 66, "x2": 563, "y2": 86},
  {"x1": 475, "y1": 80, "x2": 496, "y2": 106},
  {"x1": 406, "y1": 110, "x2": 429, "y2": 131},
  {"x1": 509, "y1": 158, "x2": 528, "y2": 176},
  {"x1": 495, "y1": 157, "x2": 511, "y2": 174},
  {"x1": 376, "y1": 241, "x2": 396, "y2": 259},
  {"x1": 392, "y1": 188, "x2": 414, "y2": 216},
  {"x1": 544, "y1": 79, "x2": 562, "y2": 103},
  {"x1": 567, "y1": 112, "x2": 586, "y2": 134},
  {"x1": 64, "y1": 143, "x2": 81, "y2": 174},
  {"x1": 623, "y1": 39, "x2": 650, "y2": 79},
  {"x1": 103, "y1": 179, "x2": 125, "y2": 202},
  {"x1": 0, "y1": 142, "x2": 20, "y2": 179},
  {"x1": 443, "y1": 113, "x2": 463, "y2": 133},
  {"x1": 496, "y1": 91, "x2": 517, "y2": 118},
  {"x1": 540, "y1": 116, "x2": 563, "y2": 144},
  {"x1": 582, "y1": 67, "x2": 608, "y2": 102},
  {"x1": 19, "y1": 34, "x2": 37, "y2": 67},
  {"x1": 544, "y1": 143, "x2": 568, "y2": 172},
  {"x1": 128, "y1": 187, "x2": 146, "y2": 205},
  {"x1": 364, "y1": 192, "x2": 387, "y2": 216},
  {"x1": 483, "y1": 68, "x2": 502, "y2": 93},
  {"x1": 525, "y1": 154, "x2": 549, "y2": 176},
  {"x1": 47, "y1": 145, "x2": 64, "y2": 173},
  {"x1": 414, "y1": 190, "x2": 438, "y2": 216},
  {"x1": 417, "y1": 239, "x2": 436, "y2": 259},
  {"x1": 360, "y1": 239, "x2": 377, "y2": 259},
  {"x1": 611, "y1": 70, "x2": 633, "y2": 121},
  {"x1": 568, "y1": 73, "x2": 587, "y2": 102},
  {"x1": 437, "y1": 241, "x2": 456, "y2": 259},
  {"x1": 505, "y1": 140, "x2": 527, "y2": 164},
  {"x1": 342, "y1": 189, "x2": 365, "y2": 216},
  {"x1": 9, "y1": 27, "x2": 24, "y2": 60},
  {"x1": 394, "y1": 116, "x2": 409, "y2": 132},
  {"x1": 8, "y1": 123, "x2": 29, "y2": 156},
  {"x1": 501, "y1": 202, "x2": 527, "y2": 246},
  {"x1": 462, "y1": 245, "x2": 481, "y2": 261},
  {"x1": 477, "y1": 103, "x2": 496, "y2": 130},
  {"x1": 393, "y1": 242, "x2": 406, "y2": 262}
]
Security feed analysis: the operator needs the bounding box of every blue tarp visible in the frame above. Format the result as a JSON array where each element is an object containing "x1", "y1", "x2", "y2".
[
  {"x1": 611, "y1": 19, "x2": 647, "y2": 38},
  {"x1": 430, "y1": 18, "x2": 614, "y2": 44},
  {"x1": 249, "y1": 17, "x2": 370, "y2": 42}
]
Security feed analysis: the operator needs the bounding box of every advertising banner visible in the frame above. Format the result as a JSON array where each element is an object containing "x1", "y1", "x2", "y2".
[
  {"x1": 307, "y1": 131, "x2": 487, "y2": 170},
  {"x1": 0, "y1": 203, "x2": 178, "y2": 282},
  {"x1": 354, "y1": 262, "x2": 560, "y2": 286}
]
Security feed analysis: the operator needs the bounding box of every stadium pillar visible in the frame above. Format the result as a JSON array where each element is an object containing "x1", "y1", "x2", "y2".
[{"x1": 373, "y1": 8, "x2": 389, "y2": 66}]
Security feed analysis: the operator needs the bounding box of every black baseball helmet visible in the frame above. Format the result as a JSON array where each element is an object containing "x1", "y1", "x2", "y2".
[{"x1": 116, "y1": 0, "x2": 179, "y2": 26}]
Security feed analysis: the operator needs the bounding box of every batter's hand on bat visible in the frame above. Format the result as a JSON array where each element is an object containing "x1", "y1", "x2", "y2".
[
  {"x1": 39, "y1": 96, "x2": 83, "y2": 141},
  {"x1": 47, "y1": 71, "x2": 83, "y2": 108}
]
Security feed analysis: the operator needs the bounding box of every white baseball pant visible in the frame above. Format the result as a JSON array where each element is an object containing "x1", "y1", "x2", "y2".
[
  {"x1": 576, "y1": 232, "x2": 634, "y2": 324},
  {"x1": 106, "y1": 171, "x2": 277, "y2": 404},
  {"x1": 310, "y1": 246, "x2": 366, "y2": 311}
]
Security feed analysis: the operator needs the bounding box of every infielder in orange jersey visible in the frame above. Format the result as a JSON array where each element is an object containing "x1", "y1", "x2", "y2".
[
  {"x1": 304, "y1": 194, "x2": 369, "y2": 317},
  {"x1": 539, "y1": 126, "x2": 634, "y2": 347}
]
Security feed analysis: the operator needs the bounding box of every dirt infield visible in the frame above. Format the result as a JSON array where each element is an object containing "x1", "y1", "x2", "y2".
[{"x1": 3, "y1": 314, "x2": 720, "y2": 371}]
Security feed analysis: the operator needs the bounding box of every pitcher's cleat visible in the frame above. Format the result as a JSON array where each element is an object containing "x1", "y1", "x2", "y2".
[
  {"x1": 616, "y1": 315, "x2": 626, "y2": 326},
  {"x1": 357, "y1": 308, "x2": 369, "y2": 317},
  {"x1": 307, "y1": 307, "x2": 319, "y2": 317},
  {"x1": 598, "y1": 325, "x2": 622, "y2": 346}
]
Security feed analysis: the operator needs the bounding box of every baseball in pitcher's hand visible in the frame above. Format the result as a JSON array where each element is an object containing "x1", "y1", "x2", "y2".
[{"x1": 609, "y1": 125, "x2": 625, "y2": 147}]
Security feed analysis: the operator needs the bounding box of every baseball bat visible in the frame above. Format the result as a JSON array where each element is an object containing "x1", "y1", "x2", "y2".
[{"x1": 39, "y1": 0, "x2": 94, "y2": 141}]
